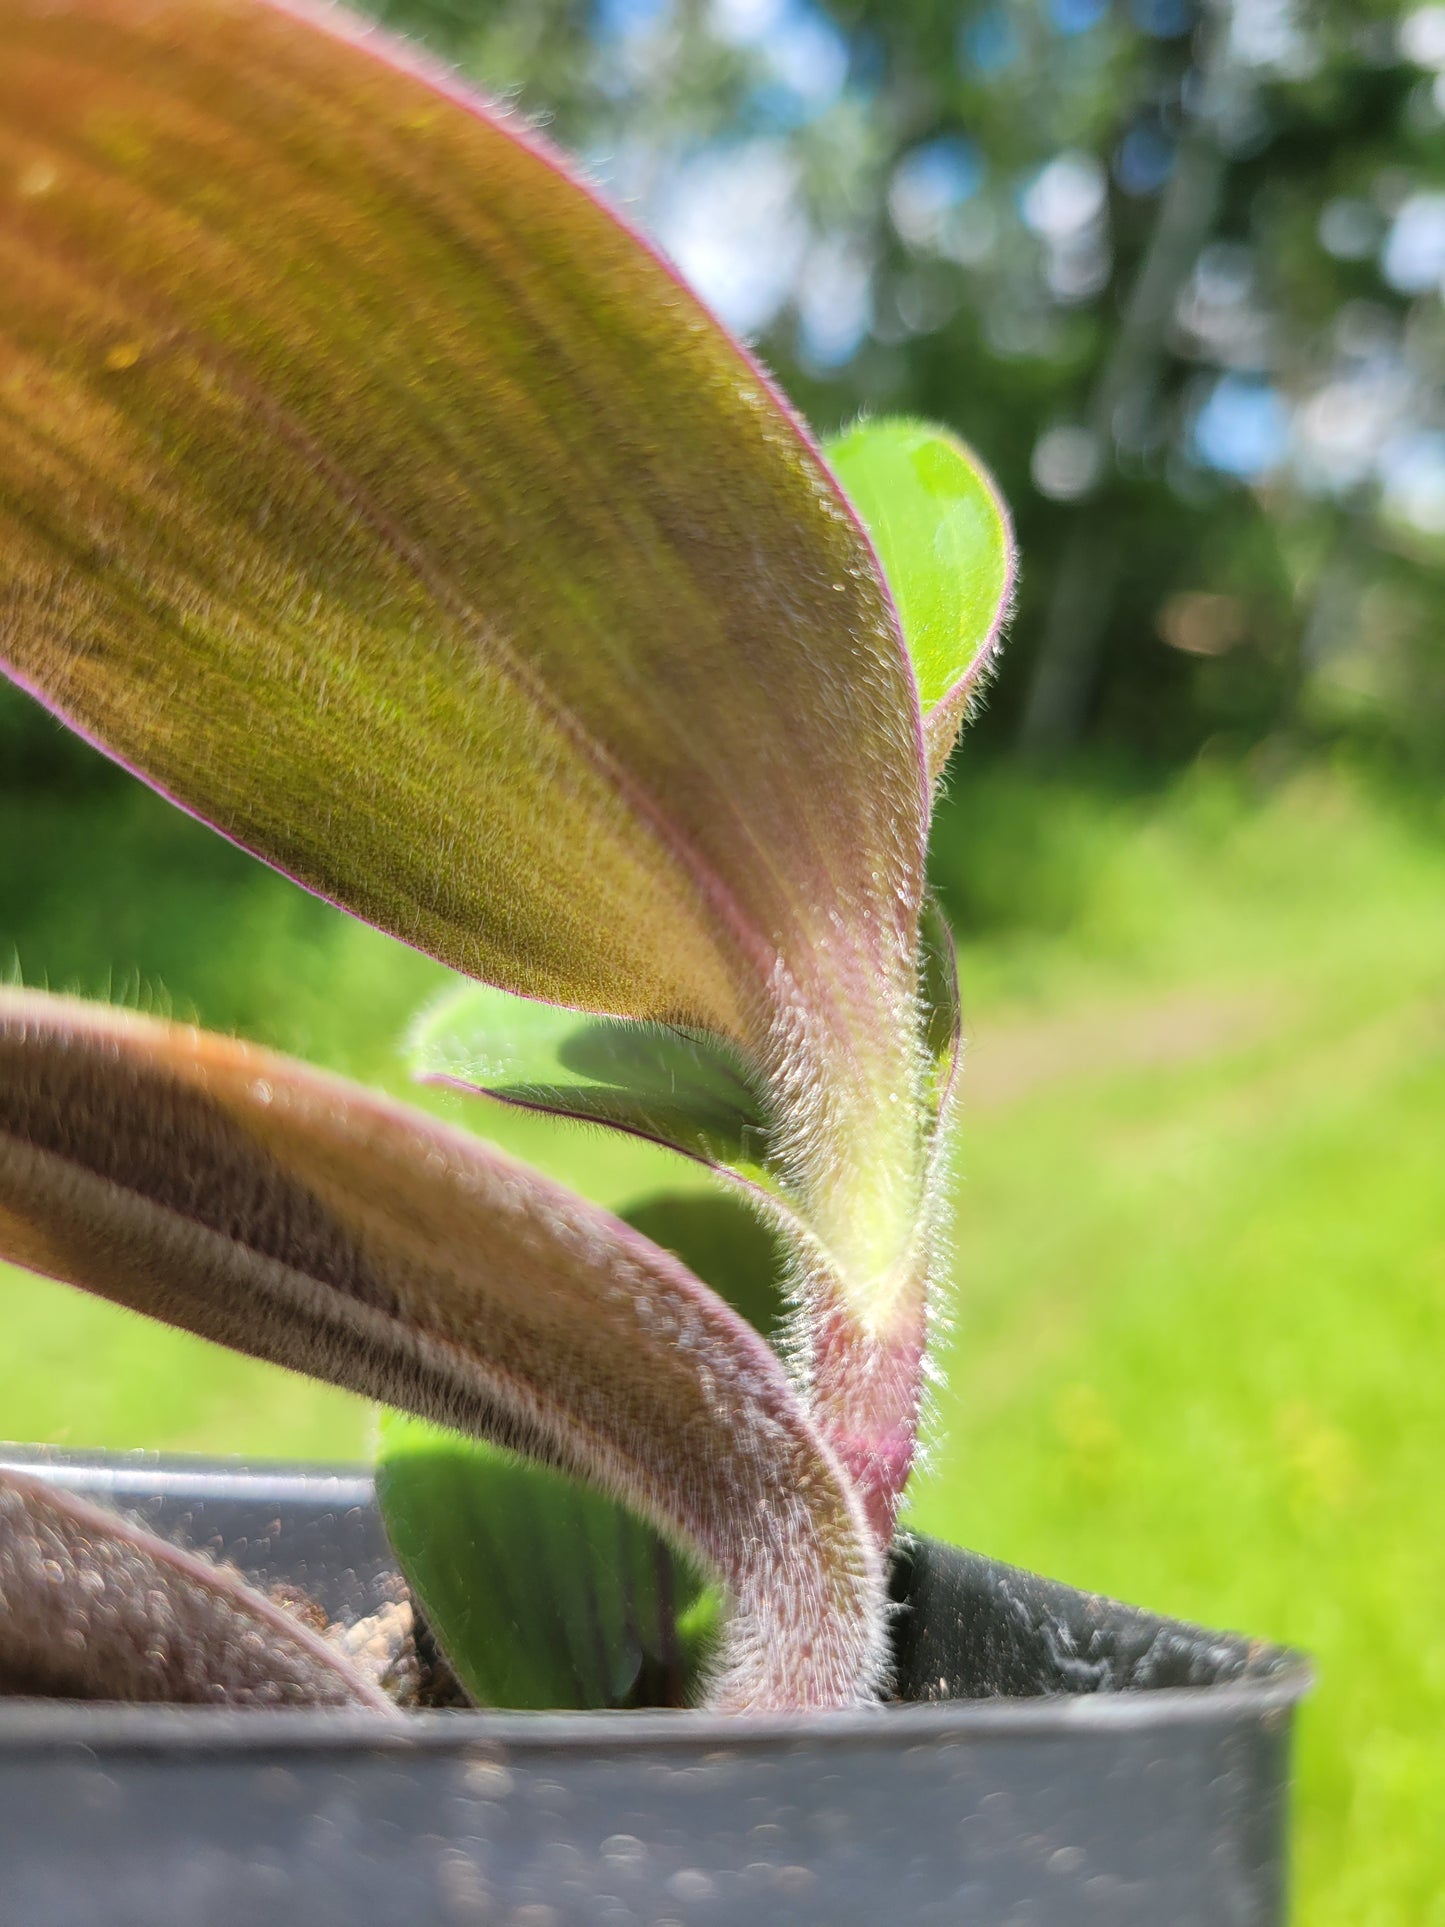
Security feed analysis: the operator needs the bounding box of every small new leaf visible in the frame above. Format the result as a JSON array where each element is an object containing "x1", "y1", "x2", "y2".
[
  {"x1": 827, "y1": 419, "x2": 1014, "y2": 784},
  {"x1": 378, "y1": 1415, "x2": 720, "y2": 1712},
  {"x1": 411, "y1": 983, "x2": 775, "y2": 1180}
]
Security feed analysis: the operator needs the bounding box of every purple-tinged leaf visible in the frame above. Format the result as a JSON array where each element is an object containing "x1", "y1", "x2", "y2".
[
  {"x1": 0, "y1": 0, "x2": 926, "y2": 1128},
  {"x1": 826, "y1": 420, "x2": 1014, "y2": 785},
  {"x1": 0, "y1": 1464, "x2": 394, "y2": 1708},
  {"x1": 0, "y1": 0, "x2": 953, "y2": 1559},
  {"x1": 374, "y1": 1190, "x2": 783, "y2": 1713},
  {"x1": 0, "y1": 990, "x2": 886, "y2": 1709}
]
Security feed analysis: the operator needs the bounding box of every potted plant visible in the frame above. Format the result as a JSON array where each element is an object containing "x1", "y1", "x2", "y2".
[{"x1": 0, "y1": 1, "x2": 1307, "y2": 1920}]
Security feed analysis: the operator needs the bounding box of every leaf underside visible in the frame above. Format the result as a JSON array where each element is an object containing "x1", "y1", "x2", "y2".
[
  {"x1": 826, "y1": 418, "x2": 1014, "y2": 785},
  {"x1": 0, "y1": 1465, "x2": 393, "y2": 1709},
  {"x1": 411, "y1": 982, "x2": 776, "y2": 1181},
  {"x1": 0, "y1": 989, "x2": 885, "y2": 1710},
  {"x1": 0, "y1": 0, "x2": 926, "y2": 1076}
]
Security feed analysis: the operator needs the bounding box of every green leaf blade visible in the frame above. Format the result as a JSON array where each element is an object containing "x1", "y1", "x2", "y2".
[
  {"x1": 377, "y1": 1414, "x2": 719, "y2": 1711},
  {"x1": 826, "y1": 418, "x2": 1014, "y2": 784},
  {"x1": 411, "y1": 982, "x2": 775, "y2": 1178}
]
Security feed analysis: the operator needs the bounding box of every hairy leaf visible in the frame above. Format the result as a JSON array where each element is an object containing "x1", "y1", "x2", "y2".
[
  {"x1": 620, "y1": 1189, "x2": 790, "y2": 1345},
  {"x1": 0, "y1": 0, "x2": 926, "y2": 1107},
  {"x1": 0, "y1": 0, "x2": 949, "y2": 1537},
  {"x1": 0, "y1": 990, "x2": 885, "y2": 1710},
  {"x1": 0, "y1": 1464, "x2": 394, "y2": 1709},
  {"x1": 411, "y1": 983, "x2": 775, "y2": 1179},
  {"x1": 376, "y1": 1188, "x2": 784, "y2": 1711},
  {"x1": 826, "y1": 419, "x2": 1014, "y2": 784}
]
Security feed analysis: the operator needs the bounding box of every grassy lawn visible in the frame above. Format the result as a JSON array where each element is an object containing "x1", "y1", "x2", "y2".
[
  {"x1": 918, "y1": 762, "x2": 1445, "y2": 1927},
  {"x1": 2, "y1": 754, "x2": 1441, "y2": 1922}
]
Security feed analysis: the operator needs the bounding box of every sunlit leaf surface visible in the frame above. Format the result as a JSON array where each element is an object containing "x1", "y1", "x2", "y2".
[
  {"x1": 827, "y1": 418, "x2": 1013, "y2": 784},
  {"x1": 0, "y1": 0, "x2": 925, "y2": 1098}
]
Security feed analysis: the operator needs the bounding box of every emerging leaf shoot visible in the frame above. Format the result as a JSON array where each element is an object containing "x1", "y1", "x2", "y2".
[{"x1": 827, "y1": 419, "x2": 1014, "y2": 784}]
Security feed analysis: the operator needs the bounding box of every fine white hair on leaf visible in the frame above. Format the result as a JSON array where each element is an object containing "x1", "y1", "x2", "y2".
[{"x1": 0, "y1": 989, "x2": 891, "y2": 1712}]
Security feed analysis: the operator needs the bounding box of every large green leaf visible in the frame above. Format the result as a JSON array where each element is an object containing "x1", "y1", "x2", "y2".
[
  {"x1": 0, "y1": 989, "x2": 885, "y2": 1710},
  {"x1": 411, "y1": 982, "x2": 775, "y2": 1180},
  {"x1": 0, "y1": 0, "x2": 926, "y2": 1106},
  {"x1": 826, "y1": 419, "x2": 1014, "y2": 785}
]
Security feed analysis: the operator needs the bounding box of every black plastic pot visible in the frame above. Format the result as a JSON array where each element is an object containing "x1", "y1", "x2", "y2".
[{"x1": 0, "y1": 1447, "x2": 1309, "y2": 1925}]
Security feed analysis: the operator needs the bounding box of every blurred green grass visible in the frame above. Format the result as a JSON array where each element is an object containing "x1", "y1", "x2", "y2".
[{"x1": 2, "y1": 755, "x2": 1442, "y2": 1924}]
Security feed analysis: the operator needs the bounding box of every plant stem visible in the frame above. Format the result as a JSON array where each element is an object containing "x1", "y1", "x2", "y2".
[{"x1": 809, "y1": 1295, "x2": 929, "y2": 1547}]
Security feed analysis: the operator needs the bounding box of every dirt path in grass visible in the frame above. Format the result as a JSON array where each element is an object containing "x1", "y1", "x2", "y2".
[{"x1": 961, "y1": 985, "x2": 1279, "y2": 1111}]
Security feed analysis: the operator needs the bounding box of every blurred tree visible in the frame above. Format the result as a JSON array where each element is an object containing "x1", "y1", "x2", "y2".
[{"x1": 4, "y1": 0, "x2": 1441, "y2": 780}]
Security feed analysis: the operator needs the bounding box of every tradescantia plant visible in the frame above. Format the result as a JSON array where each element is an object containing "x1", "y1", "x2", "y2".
[{"x1": 0, "y1": 0, "x2": 1011, "y2": 1713}]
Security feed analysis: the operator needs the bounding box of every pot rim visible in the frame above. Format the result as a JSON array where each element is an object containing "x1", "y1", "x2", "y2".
[
  {"x1": 0, "y1": 1655, "x2": 1312, "y2": 1758},
  {"x1": 0, "y1": 1444, "x2": 1312, "y2": 1749}
]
